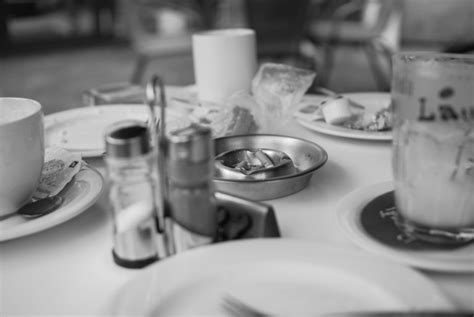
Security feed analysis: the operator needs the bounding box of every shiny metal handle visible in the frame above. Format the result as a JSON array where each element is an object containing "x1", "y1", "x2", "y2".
[{"x1": 145, "y1": 75, "x2": 174, "y2": 255}]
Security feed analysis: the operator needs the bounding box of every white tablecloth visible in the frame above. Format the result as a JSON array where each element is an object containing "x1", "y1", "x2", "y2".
[{"x1": 1, "y1": 108, "x2": 473, "y2": 315}]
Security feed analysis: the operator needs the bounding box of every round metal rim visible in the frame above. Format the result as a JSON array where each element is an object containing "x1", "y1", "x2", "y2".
[{"x1": 213, "y1": 134, "x2": 328, "y2": 184}]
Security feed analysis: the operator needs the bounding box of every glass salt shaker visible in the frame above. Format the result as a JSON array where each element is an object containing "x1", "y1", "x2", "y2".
[{"x1": 105, "y1": 120, "x2": 161, "y2": 268}]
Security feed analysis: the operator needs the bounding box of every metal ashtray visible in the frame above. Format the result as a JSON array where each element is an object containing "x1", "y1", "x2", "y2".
[{"x1": 214, "y1": 134, "x2": 328, "y2": 200}]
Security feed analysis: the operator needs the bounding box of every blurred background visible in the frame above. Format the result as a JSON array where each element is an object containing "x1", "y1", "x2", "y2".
[{"x1": 1, "y1": 0, "x2": 473, "y2": 114}]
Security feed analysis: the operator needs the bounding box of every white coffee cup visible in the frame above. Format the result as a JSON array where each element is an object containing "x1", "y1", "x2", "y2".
[
  {"x1": 0, "y1": 98, "x2": 44, "y2": 215},
  {"x1": 192, "y1": 28, "x2": 257, "y2": 103}
]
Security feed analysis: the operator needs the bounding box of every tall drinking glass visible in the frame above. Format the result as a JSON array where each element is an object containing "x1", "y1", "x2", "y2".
[{"x1": 391, "y1": 52, "x2": 474, "y2": 245}]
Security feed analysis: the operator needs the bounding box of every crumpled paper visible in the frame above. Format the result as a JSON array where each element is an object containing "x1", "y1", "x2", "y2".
[
  {"x1": 251, "y1": 63, "x2": 316, "y2": 133},
  {"x1": 185, "y1": 63, "x2": 315, "y2": 137},
  {"x1": 188, "y1": 94, "x2": 260, "y2": 138}
]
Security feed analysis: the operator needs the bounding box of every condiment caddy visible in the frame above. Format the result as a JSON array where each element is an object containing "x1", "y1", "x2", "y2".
[{"x1": 104, "y1": 75, "x2": 280, "y2": 268}]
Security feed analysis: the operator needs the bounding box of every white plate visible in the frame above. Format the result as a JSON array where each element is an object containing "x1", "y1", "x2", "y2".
[
  {"x1": 296, "y1": 93, "x2": 392, "y2": 141},
  {"x1": 0, "y1": 166, "x2": 104, "y2": 242},
  {"x1": 337, "y1": 181, "x2": 474, "y2": 272},
  {"x1": 44, "y1": 105, "x2": 191, "y2": 157},
  {"x1": 111, "y1": 239, "x2": 453, "y2": 315}
]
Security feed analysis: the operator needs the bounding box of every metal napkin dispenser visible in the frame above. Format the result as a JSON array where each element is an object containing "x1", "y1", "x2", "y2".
[{"x1": 214, "y1": 191, "x2": 280, "y2": 241}]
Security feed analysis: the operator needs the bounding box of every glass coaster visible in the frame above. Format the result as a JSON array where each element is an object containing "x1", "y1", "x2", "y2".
[
  {"x1": 359, "y1": 191, "x2": 469, "y2": 251},
  {"x1": 337, "y1": 181, "x2": 474, "y2": 272}
]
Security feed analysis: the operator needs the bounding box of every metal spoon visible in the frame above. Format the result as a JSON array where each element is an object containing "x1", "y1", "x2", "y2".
[{"x1": 0, "y1": 196, "x2": 64, "y2": 221}]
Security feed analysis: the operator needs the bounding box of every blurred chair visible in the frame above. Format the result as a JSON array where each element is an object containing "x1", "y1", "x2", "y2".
[
  {"x1": 306, "y1": 0, "x2": 403, "y2": 90},
  {"x1": 244, "y1": 0, "x2": 317, "y2": 71},
  {"x1": 443, "y1": 42, "x2": 474, "y2": 54},
  {"x1": 129, "y1": 0, "x2": 207, "y2": 84},
  {"x1": 0, "y1": 0, "x2": 117, "y2": 54}
]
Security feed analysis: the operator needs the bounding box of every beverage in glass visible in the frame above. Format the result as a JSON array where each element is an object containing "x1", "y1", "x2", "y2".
[{"x1": 391, "y1": 52, "x2": 474, "y2": 244}]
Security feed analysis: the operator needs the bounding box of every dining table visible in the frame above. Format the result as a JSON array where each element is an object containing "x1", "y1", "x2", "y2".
[{"x1": 0, "y1": 88, "x2": 473, "y2": 316}]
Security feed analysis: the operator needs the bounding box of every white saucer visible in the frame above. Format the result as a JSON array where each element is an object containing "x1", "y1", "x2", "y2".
[
  {"x1": 111, "y1": 239, "x2": 453, "y2": 315},
  {"x1": 44, "y1": 105, "x2": 191, "y2": 157},
  {"x1": 295, "y1": 93, "x2": 392, "y2": 141},
  {"x1": 0, "y1": 166, "x2": 104, "y2": 242},
  {"x1": 337, "y1": 181, "x2": 474, "y2": 273}
]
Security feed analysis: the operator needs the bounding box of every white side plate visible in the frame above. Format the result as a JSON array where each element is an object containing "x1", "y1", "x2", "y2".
[
  {"x1": 111, "y1": 239, "x2": 453, "y2": 315},
  {"x1": 0, "y1": 167, "x2": 104, "y2": 242},
  {"x1": 44, "y1": 105, "x2": 191, "y2": 157},
  {"x1": 296, "y1": 92, "x2": 392, "y2": 141}
]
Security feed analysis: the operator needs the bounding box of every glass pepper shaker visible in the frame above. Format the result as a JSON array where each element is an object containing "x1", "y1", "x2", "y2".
[
  {"x1": 105, "y1": 120, "x2": 161, "y2": 268},
  {"x1": 166, "y1": 125, "x2": 218, "y2": 253}
]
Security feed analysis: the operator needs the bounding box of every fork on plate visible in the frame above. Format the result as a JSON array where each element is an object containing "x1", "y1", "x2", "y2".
[{"x1": 222, "y1": 295, "x2": 270, "y2": 317}]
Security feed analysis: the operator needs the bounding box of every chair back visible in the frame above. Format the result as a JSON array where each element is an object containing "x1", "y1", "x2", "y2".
[
  {"x1": 244, "y1": 0, "x2": 311, "y2": 56},
  {"x1": 362, "y1": 0, "x2": 403, "y2": 51},
  {"x1": 127, "y1": 0, "x2": 200, "y2": 52}
]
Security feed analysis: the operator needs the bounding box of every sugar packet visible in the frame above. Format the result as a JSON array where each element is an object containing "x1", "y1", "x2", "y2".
[{"x1": 32, "y1": 147, "x2": 83, "y2": 200}]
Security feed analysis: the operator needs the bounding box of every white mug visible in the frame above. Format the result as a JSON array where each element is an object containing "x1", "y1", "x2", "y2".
[
  {"x1": 0, "y1": 98, "x2": 44, "y2": 215},
  {"x1": 192, "y1": 28, "x2": 257, "y2": 103}
]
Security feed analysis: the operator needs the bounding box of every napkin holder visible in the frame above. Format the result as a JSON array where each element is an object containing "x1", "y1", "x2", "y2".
[
  {"x1": 167, "y1": 191, "x2": 281, "y2": 256},
  {"x1": 83, "y1": 82, "x2": 143, "y2": 106},
  {"x1": 214, "y1": 191, "x2": 280, "y2": 241}
]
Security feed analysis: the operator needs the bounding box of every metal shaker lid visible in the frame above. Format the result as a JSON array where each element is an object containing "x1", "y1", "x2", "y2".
[
  {"x1": 167, "y1": 125, "x2": 213, "y2": 163},
  {"x1": 105, "y1": 120, "x2": 150, "y2": 158}
]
